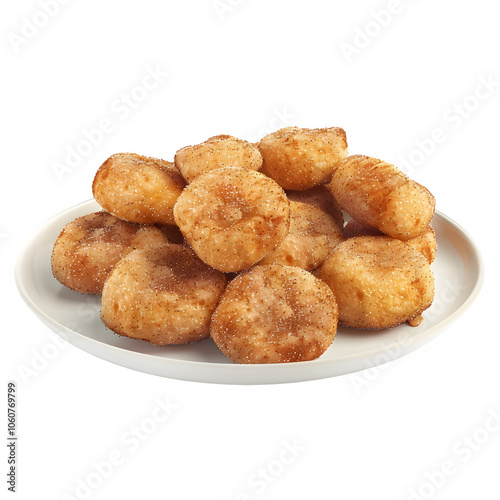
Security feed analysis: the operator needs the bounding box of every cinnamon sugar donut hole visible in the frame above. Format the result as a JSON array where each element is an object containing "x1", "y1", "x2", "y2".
[
  {"x1": 343, "y1": 219, "x2": 437, "y2": 264},
  {"x1": 329, "y1": 155, "x2": 435, "y2": 240},
  {"x1": 211, "y1": 264, "x2": 338, "y2": 364},
  {"x1": 51, "y1": 212, "x2": 170, "y2": 294},
  {"x1": 93, "y1": 153, "x2": 186, "y2": 225},
  {"x1": 101, "y1": 244, "x2": 226, "y2": 345},
  {"x1": 318, "y1": 236, "x2": 435, "y2": 329},
  {"x1": 175, "y1": 135, "x2": 262, "y2": 183},
  {"x1": 258, "y1": 126, "x2": 348, "y2": 190},
  {"x1": 174, "y1": 167, "x2": 290, "y2": 272},
  {"x1": 257, "y1": 201, "x2": 344, "y2": 271}
]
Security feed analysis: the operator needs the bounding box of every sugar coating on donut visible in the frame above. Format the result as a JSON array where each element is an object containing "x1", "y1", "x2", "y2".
[
  {"x1": 175, "y1": 135, "x2": 263, "y2": 183},
  {"x1": 330, "y1": 155, "x2": 435, "y2": 240},
  {"x1": 286, "y1": 185, "x2": 344, "y2": 229},
  {"x1": 319, "y1": 236, "x2": 435, "y2": 329},
  {"x1": 93, "y1": 153, "x2": 186, "y2": 225},
  {"x1": 173, "y1": 167, "x2": 291, "y2": 272},
  {"x1": 258, "y1": 126, "x2": 348, "y2": 190},
  {"x1": 258, "y1": 201, "x2": 344, "y2": 271},
  {"x1": 408, "y1": 225, "x2": 437, "y2": 264},
  {"x1": 101, "y1": 244, "x2": 227, "y2": 345},
  {"x1": 51, "y1": 212, "x2": 170, "y2": 294},
  {"x1": 344, "y1": 219, "x2": 437, "y2": 264},
  {"x1": 211, "y1": 264, "x2": 338, "y2": 364}
]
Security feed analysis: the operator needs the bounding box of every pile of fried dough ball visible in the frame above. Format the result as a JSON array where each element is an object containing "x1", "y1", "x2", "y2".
[{"x1": 51, "y1": 127, "x2": 436, "y2": 364}]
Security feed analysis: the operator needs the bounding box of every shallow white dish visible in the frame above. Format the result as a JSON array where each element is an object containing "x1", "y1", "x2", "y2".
[{"x1": 15, "y1": 199, "x2": 484, "y2": 385}]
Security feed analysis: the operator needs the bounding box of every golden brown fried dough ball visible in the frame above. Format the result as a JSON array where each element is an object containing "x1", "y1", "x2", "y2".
[
  {"x1": 257, "y1": 201, "x2": 344, "y2": 271},
  {"x1": 174, "y1": 167, "x2": 290, "y2": 272},
  {"x1": 318, "y1": 236, "x2": 434, "y2": 329},
  {"x1": 258, "y1": 126, "x2": 348, "y2": 190},
  {"x1": 51, "y1": 212, "x2": 170, "y2": 294},
  {"x1": 329, "y1": 155, "x2": 435, "y2": 240},
  {"x1": 93, "y1": 153, "x2": 186, "y2": 225},
  {"x1": 211, "y1": 264, "x2": 338, "y2": 364},
  {"x1": 286, "y1": 185, "x2": 344, "y2": 229},
  {"x1": 175, "y1": 135, "x2": 262, "y2": 183},
  {"x1": 101, "y1": 245, "x2": 226, "y2": 345},
  {"x1": 343, "y1": 220, "x2": 437, "y2": 264}
]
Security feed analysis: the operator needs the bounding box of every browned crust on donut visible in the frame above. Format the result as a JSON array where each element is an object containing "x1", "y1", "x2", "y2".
[
  {"x1": 257, "y1": 201, "x2": 344, "y2": 271},
  {"x1": 173, "y1": 167, "x2": 291, "y2": 272},
  {"x1": 329, "y1": 155, "x2": 435, "y2": 240},
  {"x1": 409, "y1": 225, "x2": 437, "y2": 264},
  {"x1": 318, "y1": 236, "x2": 434, "y2": 329},
  {"x1": 51, "y1": 212, "x2": 170, "y2": 294},
  {"x1": 175, "y1": 135, "x2": 263, "y2": 183},
  {"x1": 101, "y1": 245, "x2": 227, "y2": 345},
  {"x1": 92, "y1": 153, "x2": 186, "y2": 225},
  {"x1": 258, "y1": 126, "x2": 348, "y2": 190},
  {"x1": 210, "y1": 264, "x2": 338, "y2": 363},
  {"x1": 343, "y1": 220, "x2": 437, "y2": 264}
]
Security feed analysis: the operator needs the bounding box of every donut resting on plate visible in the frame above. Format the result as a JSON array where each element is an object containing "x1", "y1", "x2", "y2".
[
  {"x1": 211, "y1": 264, "x2": 338, "y2": 363},
  {"x1": 51, "y1": 211, "x2": 170, "y2": 294},
  {"x1": 101, "y1": 244, "x2": 227, "y2": 345},
  {"x1": 318, "y1": 236, "x2": 435, "y2": 329}
]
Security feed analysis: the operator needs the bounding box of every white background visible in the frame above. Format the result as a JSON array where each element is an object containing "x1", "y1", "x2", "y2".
[{"x1": 1, "y1": 1, "x2": 499, "y2": 499}]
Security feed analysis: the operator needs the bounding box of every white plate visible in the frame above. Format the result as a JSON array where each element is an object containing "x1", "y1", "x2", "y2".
[{"x1": 15, "y1": 200, "x2": 484, "y2": 385}]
